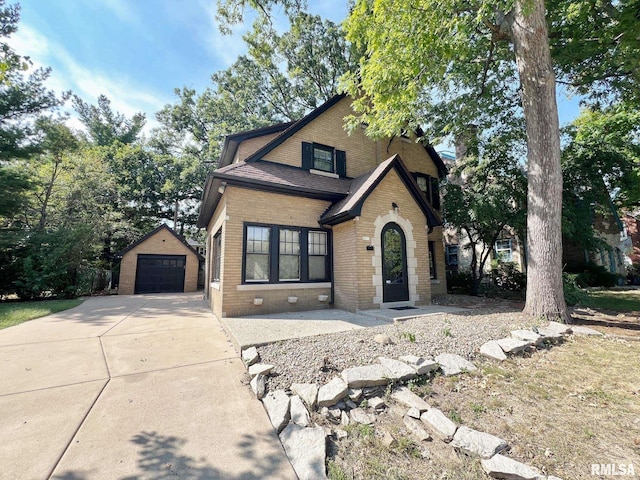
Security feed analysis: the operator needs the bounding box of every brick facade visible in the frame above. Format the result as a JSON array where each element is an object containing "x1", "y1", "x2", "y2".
[
  {"x1": 203, "y1": 95, "x2": 447, "y2": 316},
  {"x1": 119, "y1": 227, "x2": 200, "y2": 295}
]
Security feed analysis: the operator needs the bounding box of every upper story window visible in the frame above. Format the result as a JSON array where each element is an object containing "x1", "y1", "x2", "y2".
[
  {"x1": 302, "y1": 142, "x2": 347, "y2": 177},
  {"x1": 445, "y1": 244, "x2": 459, "y2": 271},
  {"x1": 413, "y1": 173, "x2": 440, "y2": 210}
]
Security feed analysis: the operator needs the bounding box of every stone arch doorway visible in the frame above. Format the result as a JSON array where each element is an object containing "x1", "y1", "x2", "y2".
[{"x1": 381, "y1": 222, "x2": 409, "y2": 302}]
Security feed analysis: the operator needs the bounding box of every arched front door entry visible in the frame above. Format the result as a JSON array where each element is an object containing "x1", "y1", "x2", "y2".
[{"x1": 381, "y1": 222, "x2": 409, "y2": 302}]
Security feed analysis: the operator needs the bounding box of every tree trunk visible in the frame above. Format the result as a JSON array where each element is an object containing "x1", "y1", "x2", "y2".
[{"x1": 510, "y1": 0, "x2": 569, "y2": 322}]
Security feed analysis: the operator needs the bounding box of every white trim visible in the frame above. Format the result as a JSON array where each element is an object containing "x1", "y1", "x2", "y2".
[
  {"x1": 210, "y1": 282, "x2": 221, "y2": 291},
  {"x1": 310, "y1": 169, "x2": 339, "y2": 179},
  {"x1": 430, "y1": 279, "x2": 441, "y2": 284},
  {"x1": 237, "y1": 282, "x2": 331, "y2": 291}
]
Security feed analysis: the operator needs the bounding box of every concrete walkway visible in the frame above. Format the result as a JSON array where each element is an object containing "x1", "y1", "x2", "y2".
[
  {"x1": 0, "y1": 293, "x2": 295, "y2": 480},
  {"x1": 222, "y1": 305, "x2": 467, "y2": 349}
]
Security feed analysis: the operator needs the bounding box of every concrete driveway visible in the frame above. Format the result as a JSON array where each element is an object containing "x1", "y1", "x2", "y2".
[{"x1": 0, "y1": 293, "x2": 295, "y2": 480}]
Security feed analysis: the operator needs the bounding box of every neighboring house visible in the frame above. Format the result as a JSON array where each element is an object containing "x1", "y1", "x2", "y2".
[
  {"x1": 622, "y1": 213, "x2": 640, "y2": 265},
  {"x1": 197, "y1": 94, "x2": 448, "y2": 318},
  {"x1": 117, "y1": 225, "x2": 204, "y2": 295}
]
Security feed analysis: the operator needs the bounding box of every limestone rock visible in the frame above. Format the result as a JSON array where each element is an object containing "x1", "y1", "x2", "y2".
[
  {"x1": 290, "y1": 395, "x2": 310, "y2": 427},
  {"x1": 571, "y1": 325, "x2": 604, "y2": 336},
  {"x1": 262, "y1": 390, "x2": 290, "y2": 433},
  {"x1": 317, "y1": 376, "x2": 349, "y2": 408},
  {"x1": 451, "y1": 426, "x2": 508, "y2": 459},
  {"x1": 378, "y1": 357, "x2": 417, "y2": 381},
  {"x1": 480, "y1": 340, "x2": 508, "y2": 361},
  {"x1": 546, "y1": 321, "x2": 572, "y2": 335},
  {"x1": 328, "y1": 407, "x2": 341, "y2": 420},
  {"x1": 250, "y1": 373, "x2": 266, "y2": 399},
  {"x1": 399, "y1": 355, "x2": 440, "y2": 375},
  {"x1": 241, "y1": 346, "x2": 260, "y2": 366},
  {"x1": 496, "y1": 338, "x2": 532, "y2": 354},
  {"x1": 341, "y1": 410, "x2": 350, "y2": 426},
  {"x1": 404, "y1": 415, "x2": 432, "y2": 441},
  {"x1": 536, "y1": 328, "x2": 564, "y2": 343},
  {"x1": 291, "y1": 383, "x2": 318, "y2": 410},
  {"x1": 374, "y1": 333, "x2": 392, "y2": 345},
  {"x1": 435, "y1": 353, "x2": 477, "y2": 376},
  {"x1": 348, "y1": 388, "x2": 362, "y2": 401},
  {"x1": 406, "y1": 407, "x2": 421, "y2": 419},
  {"x1": 341, "y1": 364, "x2": 390, "y2": 388},
  {"x1": 279, "y1": 424, "x2": 327, "y2": 480},
  {"x1": 511, "y1": 330, "x2": 543, "y2": 346},
  {"x1": 391, "y1": 386, "x2": 430, "y2": 412},
  {"x1": 369, "y1": 397, "x2": 386, "y2": 410},
  {"x1": 380, "y1": 429, "x2": 396, "y2": 447},
  {"x1": 481, "y1": 453, "x2": 544, "y2": 480},
  {"x1": 349, "y1": 408, "x2": 375, "y2": 425},
  {"x1": 248, "y1": 363, "x2": 274, "y2": 377},
  {"x1": 345, "y1": 399, "x2": 357, "y2": 410},
  {"x1": 335, "y1": 428, "x2": 348, "y2": 439},
  {"x1": 420, "y1": 408, "x2": 457, "y2": 442}
]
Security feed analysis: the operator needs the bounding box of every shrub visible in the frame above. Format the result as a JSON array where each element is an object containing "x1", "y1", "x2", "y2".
[
  {"x1": 576, "y1": 263, "x2": 617, "y2": 288},
  {"x1": 563, "y1": 273, "x2": 588, "y2": 306},
  {"x1": 490, "y1": 262, "x2": 526, "y2": 291},
  {"x1": 446, "y1": 270, "x2": 474, "y2": 293}
]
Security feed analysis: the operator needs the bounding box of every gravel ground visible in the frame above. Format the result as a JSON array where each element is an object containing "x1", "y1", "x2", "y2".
[{"x1": 258, "y1": 298, "x2": 539, "y2": 392}]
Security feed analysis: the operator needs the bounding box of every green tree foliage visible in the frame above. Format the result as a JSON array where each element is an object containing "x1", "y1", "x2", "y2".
[
  {"x1": 444, "y1": 144, "x2": 527, "y2": 295},
  {"x1": 562, "y1": 103, "x2": 640, "y2": 251},
  {"x1": 72, "y1": 94, "x2": 145, "y2": 146}
]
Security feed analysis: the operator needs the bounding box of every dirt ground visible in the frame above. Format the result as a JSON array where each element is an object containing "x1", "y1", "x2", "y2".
[{"x1": 325, "y1": 295, "x2": 640, "y2": 480}]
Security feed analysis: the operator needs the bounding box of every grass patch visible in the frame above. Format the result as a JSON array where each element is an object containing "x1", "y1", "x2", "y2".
[
  {"x1": 0, "y1": 299, "x2": 82, "y2": 330},
  {"x1": 580, "y1": 289, "x2": 640, "y2": 312}
]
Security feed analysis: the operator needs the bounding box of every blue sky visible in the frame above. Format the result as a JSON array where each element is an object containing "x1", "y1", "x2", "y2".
[{"x1": 11, "y1": 0, "x2": 580, "y2": 134}]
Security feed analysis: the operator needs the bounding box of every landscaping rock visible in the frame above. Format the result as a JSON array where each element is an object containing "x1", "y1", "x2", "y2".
[
  {"x1": 546, "y1": 321, "x2": 572, "y2": 335},
  {"x1": 348, "y1": 388, "x2": 362, "y2": 401},
  {"x1": 511, "y1": 329, "x2": 543, "y2": 346},
  {"x1": 291, "y1": 383, "x2": 318, "y2": 410},
  {"x1": 403, "y1": 416, "x2": 432, "y2": 441},
  {"x1": 480, "y1": 340, "x2": 508, "y2": 361},
  {"x1": 290, "y1": 395, "x2": 310, "y2": 427},
  {"x1": 341, "y1": 364, "x2": 390, "y2": 388},
  {"x1": 374, "y1": 333, "x2": 392, "y2": 345},
  {"x1": 345, "y1": 399, "x2": 357, "y2": 409},
  {"x1": 369, "y1": 397, "x2": 386, "y2": 410},
  {"x1": 328, "y1": 407, "x2": 342, "y2": 420},
  {"x1": 420, "y1": 408, "x2": 457, "y2": 442},
  {"x1": 335, "y1": 428, "x2": 348, "y2": 439},
  {"x1": 378, "y1": 357, "x2": 417, "y2": 381},
  {"x1": 262, "y1": 390, "x2": 290, "y2": 433},
  {"x1": 391, "y1": 386, "x2": 430, "y2": 412},
  {"x1": 406, "y1": 407, "x2": 421, "y2": 419},
  {"x1": 380, "y1": 429, "x2": 396, "y2": 447},
  {"x1": 435, "y1": 353, "x2": 477, "y2": 376},
  {"x1": 248, "y1": 363, "x2": 274, "y2": 377},
  {"x1": 571, "y1": 325, "x2": 604, "y2": 336},
  {"x1": 279, "y1": 424, "x2": 327, "y2": 480},
  {"x1": 317, "y1": 376, "x2": 349, "y2": 408},
  {"x1": 241, "y1": 346, "x2": 260, "y2": 366},
  {"x1": 481, "y1": 453, "x2": 544, "y2": 480},
  {"x1": 349, "y1": 408, "x2": 375, "y2": 425},
  {"x1": 399, "y1": 355, "x2": 439, "y2": 375},
  {"x1": 250, "y1": 373, "x2": 266, "y2": 399},
  {"x1": 451, "y1": 426, "x2": 508, "y2": 459},
  {"x1": 341, "y1": 410, "x2": 350, "y2": 426},
  {"x1": 496, "y1": 338, "x2": 532, "y2": 354},
  {"x1": 536, "y1": 328, "x2": 564, "y2": 343}
]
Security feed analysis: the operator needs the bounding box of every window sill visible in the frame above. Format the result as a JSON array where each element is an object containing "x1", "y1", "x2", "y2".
[
  {"x1": 310, "y1": 169, "x2": 339, "y2": 179},
  {"x1": 430, "y1": 279, "x2": 440, "y2": 284},
  {"x1": 237, "y1": 282, "x2": 331, "y2": 291},
  {"x1": 210, "y1": 282, "x2": 221, "y2": 291}
]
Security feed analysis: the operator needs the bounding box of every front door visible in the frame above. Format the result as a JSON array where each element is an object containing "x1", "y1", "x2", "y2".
[{"x1": 382, "y1": 223, "x2": 409, "y2": 302}]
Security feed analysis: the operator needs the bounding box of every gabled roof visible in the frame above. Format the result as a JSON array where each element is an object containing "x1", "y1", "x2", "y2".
[
  {"x1": 217, "y1": 121, "x2": 294, "y2": 169},
  {"x1": 243, "y1": 94, "x2": 347, "y2": 164},
  {"x1": 214, "y1": 160, "x2": 351, "y2": 199},
  {"x1": 319, "y1": 154, "x2": 442, "y2": 228},
  {"x1": 116, "y1": 224, "x2": 204, "y2": 260}
]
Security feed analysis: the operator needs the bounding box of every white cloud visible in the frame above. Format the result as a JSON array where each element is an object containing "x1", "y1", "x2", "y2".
[
  {"x1": 197, "y1": 0, "x2": 251, "y2": 68},
  {"x1": 89, "y1": 0, "x2": 140, "y2": 26},
  {"x1": 7, "y1": 24, "x2": 167, "y2": 134}
]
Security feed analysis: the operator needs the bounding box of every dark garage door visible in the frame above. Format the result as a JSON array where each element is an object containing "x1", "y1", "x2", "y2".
[{"x1": 135, "y1": 254, "x2": 186, "y2": 294}]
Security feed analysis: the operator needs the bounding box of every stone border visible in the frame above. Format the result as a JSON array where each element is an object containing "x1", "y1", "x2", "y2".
[{"x1": 241, "y1": 321, "x2": 601, "y2": 479}]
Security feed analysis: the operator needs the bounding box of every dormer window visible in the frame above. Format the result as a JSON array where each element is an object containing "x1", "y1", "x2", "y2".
[
  {"x1": 302, "y1": 142, "x2": 347, "y2": 177},
  {"x1": 313, "y1": 144, "x2": 334, "y2": 172},
  {"x1": 413, "y1": 172, "x2": 441, "y2": 210}
]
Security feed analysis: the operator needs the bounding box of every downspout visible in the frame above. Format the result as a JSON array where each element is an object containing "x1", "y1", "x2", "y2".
[{"x1": 320, "y1": 224, "x2": 335, "y2": 306}]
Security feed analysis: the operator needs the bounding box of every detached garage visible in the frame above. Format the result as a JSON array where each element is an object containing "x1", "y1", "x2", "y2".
[{"x1": 117, "y1": 225, "x2": 204, "y2": 295}]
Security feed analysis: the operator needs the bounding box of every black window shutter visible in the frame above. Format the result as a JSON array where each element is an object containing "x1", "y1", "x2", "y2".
[
  {"x1": 302, "y1": 142, "x2": 313, "y2": 170},
  {"x1": 335, "y1": 150, "x2": 346, "y2": 177},
  {"x1": 430, "y1": 177, "x2": 440, "y2": 210}
]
